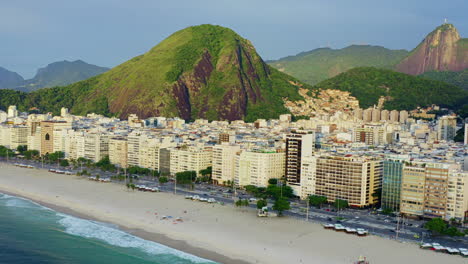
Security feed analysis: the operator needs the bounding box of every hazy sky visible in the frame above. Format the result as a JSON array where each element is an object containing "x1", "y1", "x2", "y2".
[{"x1": 2, "y1": 0, "x2": 467, "y2": 78}]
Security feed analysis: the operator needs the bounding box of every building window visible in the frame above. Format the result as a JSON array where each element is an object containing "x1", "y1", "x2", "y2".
[{"x1": 45, "y1": 133, "x2": 50, "y2": 141}]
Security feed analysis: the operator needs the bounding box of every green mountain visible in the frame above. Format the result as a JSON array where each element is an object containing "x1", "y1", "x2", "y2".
[
  {"x1": 0, "y1": 25, "x2": 306, "y2": 121},
  {"x1": 312, "y1": 67, "x2": 468, "y2": 110},
  {"x1": 0, "y1": 67, "x2": 24, "y2": 89},
  {"x1": 18, "y1": 60, "x2": 109, "y2": 92},
  {"x1": 419, "y1": 69, "x2": 468, "y2": 90},
  {"x1": 268, "y1": 45, "x2": 408, "y2": 85}
]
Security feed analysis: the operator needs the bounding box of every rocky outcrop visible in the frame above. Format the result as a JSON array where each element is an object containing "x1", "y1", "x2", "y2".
[{"x1": 396, "y1": 24, "x2": 468, "y2": 75}]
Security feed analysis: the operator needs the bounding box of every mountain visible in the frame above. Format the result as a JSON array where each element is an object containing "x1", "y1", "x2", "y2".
[
  {"x1": 0, "y1": 25, "x2": 306, "y2": 121},
  {"x1": 312, "y1": 67, "x2": 468, "y2": 110},
  {"x1": 18, "y1": 60, "x2": 109, "y2": 91},
  {"x1": 0, "y1": 67, "x2": 24, "y2": 89},
  {"x1": 419, "y1": 69, "x2": 468, "y2": 90},
  {"x1": 396, "y1": 23, "x2": 468, "y2": 75},
  {"x1": 268, "y1": 45, "x2": 408, "y2": 85}
]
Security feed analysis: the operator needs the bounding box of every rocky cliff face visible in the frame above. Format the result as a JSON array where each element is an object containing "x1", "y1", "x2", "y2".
[{"x1": 396, "y1": 24, "x2": 468, "y2": 75}]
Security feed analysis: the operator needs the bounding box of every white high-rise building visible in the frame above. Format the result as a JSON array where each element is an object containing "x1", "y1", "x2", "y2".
[
  {"x1": 212, "y1": 144, "x2": 241, "y2": 185},
  {"x1": 84, "y1": 133, "x2": 109, "y2": 162},
  {"x1": 7, "y1": 105, "x2": 18, "y2": 118},
  {"x1": 235, "y1": 149, "x2": 285, "y2": 187},
  {"x1": 9, "y1": 126, "x2": 28, "y2": 150},
  {"x1": 109, "y1": 137, "x2": 128, "y2": 168},
  {"x1": 437, "y1": 115, "x2": 457, "y2": 141}
]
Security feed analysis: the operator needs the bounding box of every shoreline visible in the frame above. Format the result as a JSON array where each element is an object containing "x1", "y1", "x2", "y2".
[
  {"x1": 0, "y1": 163, "x2": 465, "y2": 264},
  {"x1": 0, "y1": 188, "x2": 249, "y2": 264}
]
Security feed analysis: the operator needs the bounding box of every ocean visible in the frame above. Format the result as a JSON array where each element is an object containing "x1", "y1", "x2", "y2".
[{"x1": 0, "y1": 192, "x2": 217, "y2": 264}]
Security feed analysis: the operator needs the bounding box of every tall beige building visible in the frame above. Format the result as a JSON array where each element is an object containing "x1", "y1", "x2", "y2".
[
  {"x1": 9, "y1": 126, "x2": 28, "y2": 150},
  {"x1": 363, "y1": 108, "x2": 373, "y2": 122},
  {"x1": 437, "y1": 115, "x2": 457, "y2": 141},
  {"x1": 446, "y1": 171, "x2": 468, "y2": 222},
  {"x1": 169, "y1": 146, "x2": 212, "y2": 176},
  {"x1": 212, "y1": 144, "x2": 241, "y2": 185},
  {"x1": 234, "y1": 149, "x2": 285, "y2": 187},
  {"x1": 40, "y1": 121, "x2": 71, "y2": 155},
  {"x1": 353, "y1": 125, "x2": 385, "y2": 146},
  {"x1": 307, "y1": 155, "x2": 383, "y2": 207},
  {"x1": 381, "y1": 110, "x2": 389, "y2": 121},
  {"x1": 400, "y1": 165, "x2": 426, "y2": 217},
  {"x1": 109, "y1": 137, "x2": 128, "y2": 168},
  {"x1": 390, "y1": 110, "x2": 399, "y2": 122},
  {"x1": 371, "y1": 108, "x2": 381, "y2": 122},
  {"x1": 423, "y1": 165, "x2": 449, "y2": 218},
  {"x1": 399, "y1": 110, "x2": 409, "y2": 123},
  {"x1": 139, "y1": 139, "x2": 163, "y2": 171}
]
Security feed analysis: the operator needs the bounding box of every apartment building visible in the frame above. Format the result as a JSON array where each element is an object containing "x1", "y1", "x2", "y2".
[
  {"x1": 40, "y1": 121, "x2": 71, "y2": 155},
  {"x1": 302, "y1": 155, "x2": 383, "y2": 207},
  {"x1": 446, "y1": 171, "x2": 468, "y2": 222},
  {"x1": 400, "y1": 165, "x2": 426, "y2": 217},
  {"x1": 381, "y1": 160, "x2": 404, "y2": 211},
  {"x1": 437, "y1": 115, "x2": 457, "y2": 141},
  {"x1": 139, "y1": 138, "x2": 163, "y2": 171},
  {"x1": 84, "y1": 133, "x2": 109, "y2": 162},
  {"x1": 235, "y1": 149, "x2": 285, "y2": 187},
  {"x1": 423, "y1": 164, "x2": 449, "y2": 218},
  {"x1": 109, "y1": 137, "x2": 128, "y2": 168},
  {"x1": 285, "y1": 131, "x2": 315, "y2": 194},
  {"x1": 353, "y1": 125, "x2": 385, "y2": 146},
  {"x1": 9, "y1": 126, "x2": 28, "y2": 150},
  {"x1": 169, "y1": 146, "x2": 212, "y2": 176},
  {"x1": 212, "y1": 144, "x2": 241, "y2": 185}
]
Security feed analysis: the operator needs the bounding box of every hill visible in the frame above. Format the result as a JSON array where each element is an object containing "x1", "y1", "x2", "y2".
[
  {"x1": 0, "y1": 67, "x2": 24, "y2": 89},
  {"x1": 18, "y1": 60, "x2": 109, "y2": 92},
  {"x1": 396, "y1": 23, "x2": 468, "y2": 75},
  {"x1": 268, "y1": 45, "x2": 408, "y2": 85},
  {"x1": 312, "y1": 67, "x2": 468, "y2": 110},
  {"x1": 419, "y1": 69, "x2": 468, "y2": 90},
  {"x1": 0, "y1": 25, "x2": 306, "y2": 121}
]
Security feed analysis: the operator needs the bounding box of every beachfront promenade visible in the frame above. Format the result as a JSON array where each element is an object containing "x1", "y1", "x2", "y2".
[{"x1": 2, "y1": 156, "x2": 467, "y2": 251}]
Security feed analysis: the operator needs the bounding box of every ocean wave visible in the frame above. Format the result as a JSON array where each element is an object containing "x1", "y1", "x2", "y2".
[
  {"x1": 0, "y1": 193, "x2": 53, "y2": 211},
  {"x1": 57, "y1": 214, "x2": 216, "y2": 263}
]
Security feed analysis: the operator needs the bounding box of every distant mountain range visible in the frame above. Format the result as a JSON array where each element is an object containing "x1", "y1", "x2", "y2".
[
  {"x1": 0, "y1": 24, "x2": 466, "y2": 121},
  {"x1": 0, "y1": 67, "x2": 24, "y2": 89},
  {"x1": 268, "y1": 45, "x2": 408, "y2": 85},
  {"x1": 0, "y1": 60, "x2": 109, "y2": 92},
  {"x1": 269, "y1": 23, "x2": 467, "y2": 90}
]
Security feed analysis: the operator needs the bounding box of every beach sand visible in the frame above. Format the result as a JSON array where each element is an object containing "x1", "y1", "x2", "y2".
[{"x1": 0, "y1": 163, "x2": 465, "y2": 264}]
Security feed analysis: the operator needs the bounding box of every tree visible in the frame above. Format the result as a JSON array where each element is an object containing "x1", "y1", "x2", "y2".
[
  {"x1": 334, "y1": 199, "x2": 349, "y2": 210},
  {"x1": 176, "y1": 171, "x2": 197, "y2": 185},
  {"x1": 130, "y1": 184, "x2": 136, "y2": 191},
  {"x1": 273, "y1": 197, "x2": 290, "y2": 216},
  {"x1": 96, "y1": 174, "x2": 100, "y2": 181},
  {"x1": 95, "y1": 156, "x2": 116, "y2": 172},
  {"x1": 48, "y1": 151, "x2": 65, "y2": 162},
  {"x1": 268, "y1": 178, "x2": 278, "y2": 185},
  {"x1": 257, "y1": 199, "x2": 267, "y2": 209},
  {"x1": 126, "y1": 183, "x2": 130, "y2": 191},
  {"x1": 59, "y1": 159, "x2": 69, "y2": 167},
  {"x1": 382, "y1": 208, "x2": 393, "y2": 215},
  {"x1": 266, "y1": 185, "x2": 294, "y2": 200},
  {"x1": 16, "y1": 145, "x2": 27, "y2": 154},
  {"x1": 424, "y1": 218, "x2": 447, "y2": 235},
  {"x1": 159, "y1": 176, "x2": 168, "y2": 184},
  {"x1": 308, "y1": 195, "x2": 328, "y2": 208}
]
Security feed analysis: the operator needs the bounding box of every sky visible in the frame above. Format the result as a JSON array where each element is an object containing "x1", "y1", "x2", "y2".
[{"x1": 1, "y1": 0, "x2": 467, "y2": 78}]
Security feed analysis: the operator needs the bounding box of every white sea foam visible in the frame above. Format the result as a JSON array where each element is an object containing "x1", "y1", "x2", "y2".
[
  {"x1": 1, "y1": 193, "x2": 53, "y2": 211},
  {"x1": 58, "y1": 214, "x2": 215, "y2": 263}
]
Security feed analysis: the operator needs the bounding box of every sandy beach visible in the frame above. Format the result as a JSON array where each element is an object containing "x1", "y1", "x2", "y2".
[{"x1": 0, "y1": 163, "x2": 465, "y2": 264}]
